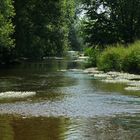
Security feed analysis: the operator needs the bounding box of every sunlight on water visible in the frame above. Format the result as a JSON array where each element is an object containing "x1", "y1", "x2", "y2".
[{"x1": 0, "y1": 59, "x2": 139, "y2": 140}]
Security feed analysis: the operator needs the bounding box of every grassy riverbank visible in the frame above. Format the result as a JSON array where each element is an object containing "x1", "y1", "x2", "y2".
[{"x1": 85, "y1": 41, "x2": 140, "y2": 74}]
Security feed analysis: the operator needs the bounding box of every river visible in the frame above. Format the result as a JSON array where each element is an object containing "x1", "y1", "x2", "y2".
[{"x1": 0, "y1": 59, "x2": 140, "y2": 140}]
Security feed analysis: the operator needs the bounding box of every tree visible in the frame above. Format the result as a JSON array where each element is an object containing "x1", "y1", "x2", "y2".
[
  {"x1": 0, "y1": 0, "x2": 15, "y2": 63},
  {"x1": 81, "y1": 0, "x2": 140, "y2": 46},
  {"x1": 68, "y1": 0, "x2": 84, "y2": 51},
  {"x1": 14, "y1": 0, "x2": 76, "y2": 59}
]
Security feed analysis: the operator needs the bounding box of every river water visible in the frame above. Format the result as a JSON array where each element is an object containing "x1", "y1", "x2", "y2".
[{"x1": 0, "y1": 59, "x2": 140, "y2": 140}]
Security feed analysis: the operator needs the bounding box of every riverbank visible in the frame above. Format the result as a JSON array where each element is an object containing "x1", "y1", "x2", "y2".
[{"x1": 84, "y1": 68, "x2": 140, "y2": 92}]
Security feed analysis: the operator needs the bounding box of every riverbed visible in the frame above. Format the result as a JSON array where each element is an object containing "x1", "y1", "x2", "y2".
[{"x1": 0, "y1": 59, "x2": 140, "y2": 140}]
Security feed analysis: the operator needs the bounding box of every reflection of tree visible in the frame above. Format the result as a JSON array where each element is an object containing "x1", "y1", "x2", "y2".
[
  {"x1": 0, "y1": 115, "x2": 14, "y2": 140},
  {"x1": 17, "y1": 59, "x2": 68, "y2": 74},
  {"x1": 91, "y1": 80, "x2": 140, "y2": 96},
  {"x1": 67, "y1": 61, "x2": 83, "y2": 69},
  {"x1": 91, "y1": 80, "x2": 126, "y2": 93},
  {"x1": 0, "y1": 115, "x2": 70, "y2": 140},
  {"x1": 0, "y1": 60, "x2": 68, "y2": 91}
]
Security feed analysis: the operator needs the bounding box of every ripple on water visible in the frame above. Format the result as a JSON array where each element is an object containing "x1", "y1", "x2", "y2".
[
  {"x1": 0, "y1": 92, "x2": 140, "y2": 118},
  {"x1": 0, "y1": 91, "x2": 36, "y2": 99},
  {"x1": 0, "y1": 60, "x2": 139, "y2": 140},
  {"x1": 0, "y1": 114, "x2": 140, "y2": 140}
]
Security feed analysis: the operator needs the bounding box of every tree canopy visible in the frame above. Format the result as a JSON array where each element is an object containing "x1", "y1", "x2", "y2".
[
  {"x1": 0, "y1": 0, "x2": 15, "y2": 63},
  {"x1": 14, "y1": 0, "x2": 76, "y2": 58},
  {"x1": 0, "y1": 0, "x2": 140, "y2": 64},
  {"x1": 82, "y1": 0, "x2": 140, "y2": 46},
  {"x1": 0, "y1": 0, "x2": 77, "y2": 63}
]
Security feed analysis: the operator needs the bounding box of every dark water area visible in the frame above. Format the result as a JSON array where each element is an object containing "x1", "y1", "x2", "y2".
[{"x1": 0, "y1": 59, "x2": 140, "y2": 140}]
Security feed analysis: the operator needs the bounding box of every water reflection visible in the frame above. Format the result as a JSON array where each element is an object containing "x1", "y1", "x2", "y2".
[
  {"x1": 0, "y1": 114, "x2": 139, "y2": 140},
  {"x1": 0, "y1": 115, "x2": 70, "y2": 140},
  {"x1": 91, "y1": 80, "x2": 140, "y2": 96},
  {"x1": 0, "y1": 59, "x2": 78, "y2": 103}
]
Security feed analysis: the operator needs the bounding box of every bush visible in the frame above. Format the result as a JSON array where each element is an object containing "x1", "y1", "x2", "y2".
[
  {"x1": 122, "y1": 42, "x2": 140, "y2": 73},
  {"x1": 97, "y1": 46, "x2": 125, "y2": 72},
  {"x1": 84, "y1": 47, "x2": 100, "y2": 67},
  {"x1": 96, "y1": 42, "x2": 140, "y2": 74}
]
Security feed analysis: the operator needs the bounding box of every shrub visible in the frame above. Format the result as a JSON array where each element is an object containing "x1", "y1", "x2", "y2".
[
  {"x1": 97, "y1": 46, "x2": 125, "y2": 72},
  {"x1": 122, "y1": 42, "x2": 140, "y2": 73},
  {"x1": 97, "y1": 42, "x2": 140, "y2": 73},
  {"x1": 86, "y1": 41, "x2": 140, "y2": 74},
  {"x1": 84, "y1": 47, "x2": 100, "y2": 67}
]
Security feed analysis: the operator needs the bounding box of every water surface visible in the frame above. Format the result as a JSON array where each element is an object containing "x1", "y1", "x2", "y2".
[{"x1": 0, "y1": 59, "x2": 140, "y2": 140}]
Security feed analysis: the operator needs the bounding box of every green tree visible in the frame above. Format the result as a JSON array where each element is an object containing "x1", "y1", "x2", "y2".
[
  {"x1": 0, "y1": 0, "x2": 15, "y2": 64},
  {"x1": 68, "y1": 0, "x2": 84, "y2": 51},
  {"x1": 14, "y1": 0, "x2": 76, "y2": 59},
  {"x1": 81, "y1": 0, "x2": 140, "y2": 46}
]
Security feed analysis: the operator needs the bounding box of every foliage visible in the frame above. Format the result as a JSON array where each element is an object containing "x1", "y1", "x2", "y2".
[
  {"x1": 81, "y1": 0, "x2": 140, "y2": 74},
  {"x1": 0, "y1": 0, "x2": 15, "y2": 63},
  {"x1": 0, "y1": 0, "x2": 81, "y2": 61},
  {"x1": 84, "y1": 46, "x2": 100, "y2": 67},
  {"x1": 14, "y1": 0, "x2": 75, "y2": 59},
  {"x1": 68, "y1": 25, "x2": 82, "y2": 51},
  {"x1": 97, "y1": 42, "x2": 140, "y2": 73},
  {"x1": 97, "y1": 46, "x2": 125, "y2": 72},
  {"x1": 68, "y1": 0, "x2": 84, "y2": 51},
  {"x1": 122, "y1": 42, "x2": 140, "y2": 73},
  {"x1": 81, "y1": 0, "x2": 140, "y2": 46}
]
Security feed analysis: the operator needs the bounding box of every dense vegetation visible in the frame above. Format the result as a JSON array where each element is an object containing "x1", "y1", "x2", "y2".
[
  {"x1": 0, "y1": 0, "x2": 15, "y2": 64},
  {"x1": 14, "y1": 0, "x2": 76, "y2": 58},
  {"x1": 98, "y1": 42, "x2": 140, "y2": 73},
  {"x1": 85, "y1": 41, "x2": 140, "y2": 74},
  {"x1": 82, "y1": 0, "x2": 140, "y2": 74},
  {"x1": 0, "y1": 0, "x2": 140, "y2": 74},
  {"x1": 0, "y1": 0, "x2": 79, "y2": 62},
  {"x1": 81, "y1": 0, "x2": 140, "y2": 46}
]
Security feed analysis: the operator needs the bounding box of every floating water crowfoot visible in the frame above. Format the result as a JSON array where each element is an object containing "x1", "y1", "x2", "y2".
[
  {"x1": 125, "y1": 87, "x2": 140, "y2": 91},
  {"x1": 84, "y1": 68, "x2": 140, "y2": 91},
  {"x1": 0, "y1": 91, "x2": 36, "y2": 99}
]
